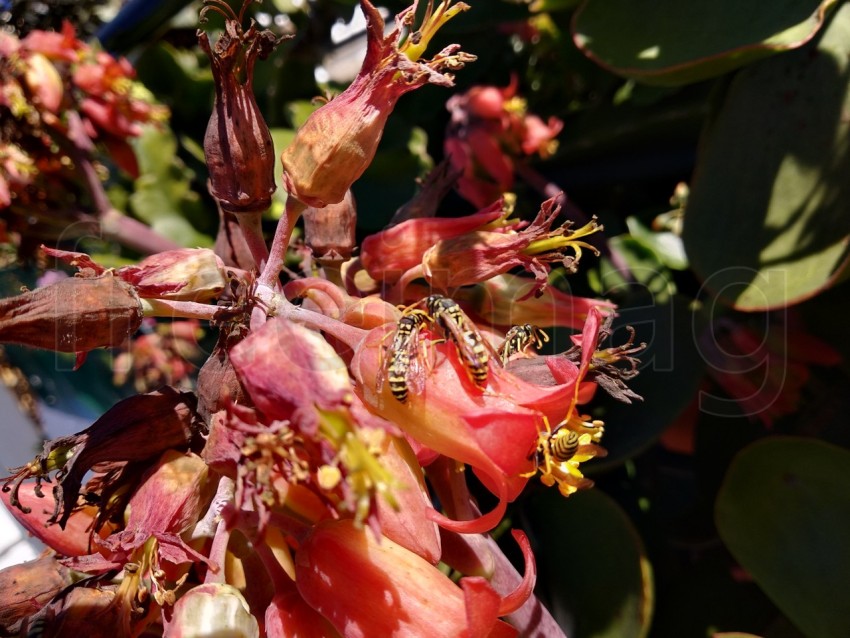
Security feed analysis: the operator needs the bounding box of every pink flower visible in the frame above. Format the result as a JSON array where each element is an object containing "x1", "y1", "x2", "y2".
[{"x1": 445, "y1": 78, "x2": 563, "y2": 208}]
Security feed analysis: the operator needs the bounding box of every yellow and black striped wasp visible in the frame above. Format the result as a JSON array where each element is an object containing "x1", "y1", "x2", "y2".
[
  {"x1": 379, "y1": 308, "x2": 431, "y2": 403},
  {"x1": 538, "y1": 425, "x2": 580, "y2": 464},
  {"x1": 424, "y1": 294, "x2": 500, "y2": 388},
  {"x1": 498, "y1": 323, "x2": 549, "y2": 364}
]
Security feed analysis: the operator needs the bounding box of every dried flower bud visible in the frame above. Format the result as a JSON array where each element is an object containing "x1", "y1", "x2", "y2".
[
  {"x1": 0, "y1": 273, "x2": 142, "y2": 353},
  {"x1": 21, "y1": 587, "x2": 121, "y2": 638},
  {"x1": 198, "y1": 1, "x2": 282, "y2": 214},
  {"x1": 302, "y1": 189, "x2": 357, "y2": 264}
]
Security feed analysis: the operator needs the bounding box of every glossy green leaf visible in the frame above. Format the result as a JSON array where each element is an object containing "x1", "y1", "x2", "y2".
[
  {"x1": 572, "y1": 0, "x2": 837, "y2": 86},
  {"x1": 716, "y1": 438, "x2": 850, "y2": 638},
  {"x1": 527, "y1": 489, "x2": 653, "y2": 638},
  {"x1": 682, "y1": 5, "x2": 850, "y2": 310}
]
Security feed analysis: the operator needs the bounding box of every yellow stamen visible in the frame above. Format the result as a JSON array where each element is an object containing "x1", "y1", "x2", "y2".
[{"x1": 401, "y1": 1, "x2": 471, "y2": 63}]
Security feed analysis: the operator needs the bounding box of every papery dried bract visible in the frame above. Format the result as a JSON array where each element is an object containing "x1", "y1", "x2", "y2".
[
  {"x1": 0, "y1": 273, "x2": 142, "y2": 353},
  {"x1": 199, "y1": 3, "x2": 281, "y2": 213}
]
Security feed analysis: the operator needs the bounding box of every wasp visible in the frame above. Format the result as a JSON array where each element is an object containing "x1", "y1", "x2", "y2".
[
  {"x1": 498, "y1": 323, "x2": 549, "y2": 364},
  {"x1": 424, "y1": 294, "x2": 497, "y2": 387},
  {"x1": 380, "y1": 308, "x2": 431, "y2": 403},
  {"x1": 542, "y1": 427, "x2": 580, "y2": 463}
]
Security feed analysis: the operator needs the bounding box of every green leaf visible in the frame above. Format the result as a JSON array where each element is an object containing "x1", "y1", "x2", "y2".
[
  {"x1": 572, "y1": 0, "x2": 838, "y2": 86},
  {"x1": 527, "y1": 489, "x2": 653, "y2": 638},
  {"x1": 716, "y1": 437, "x2": 850, "y2": 638},
  {"x1": 595, "y1": 234, "x2": 677, "y2": 305},
  {"x1": 129, "y1": 126, "x2": 212, "y2": 247},
  {"x1": 626, "y1": 217, "x2": 688, "y2": 271},
  {"x1": 682, "y1": 5, "x2": 850, "y2": 310}
]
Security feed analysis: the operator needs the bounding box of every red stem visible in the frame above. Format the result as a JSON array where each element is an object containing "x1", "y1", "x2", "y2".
[{"x1": 259, "y1": 197, "x2": 306, "y2": 288}]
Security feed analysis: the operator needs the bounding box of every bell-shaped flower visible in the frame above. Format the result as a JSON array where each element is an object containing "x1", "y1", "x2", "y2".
[
  {"x1": 0, "y1": 483, "x2": 113, "y2": 557},
  {"x1": 230, "y1": 319, "x2": 404, "y2": 529},
  {"x1": 280, "y1": 0, "x2": 475, "y2": 208},
  {"x1": 295, "y1": 519, "x2": 534, "y2": 638},
  {"x1": 422, "y1": 195, "x2": 602, "y2": 294},
  {"x1": 198, "y1": 0, "x2": 283, "y2": 213}
]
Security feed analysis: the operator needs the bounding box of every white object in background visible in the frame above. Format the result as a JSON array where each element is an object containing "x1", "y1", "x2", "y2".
[{"x1": 0, "y1": 384, "x2": 45, "y2": 570}]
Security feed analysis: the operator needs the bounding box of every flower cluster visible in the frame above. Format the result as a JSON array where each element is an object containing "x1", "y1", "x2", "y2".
[
  {"x1": 445, "y1": 76, "x2": 564, "y2": 208},
  {"x1": 0, "y1": 22, "x2": 168, "y2": 254},
  {"x1": 0, "y1": 2, "x2": 643, "y2": 636}
]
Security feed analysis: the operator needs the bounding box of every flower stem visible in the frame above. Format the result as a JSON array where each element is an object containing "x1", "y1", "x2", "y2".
[
  {"x1": 142, "y1": 298, "x2": 220, "y2": 321},
  {"x1": 236, "y1": 212, "x2": 269, "y2": 272},
  {"x1": 204, "y1": 516, "x2": 231, "y2": 583},
  {"x1": 259, "y1": 197, "x2": 306, "y2": 288}
]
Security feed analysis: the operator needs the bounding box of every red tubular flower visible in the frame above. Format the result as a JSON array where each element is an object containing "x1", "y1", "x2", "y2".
[
  {"x1": 266, "y1": 589, "x2": 340, "y2": 638},
  {"x1": 422, "y1": 195, "x2": 602, "y2": 293},
  {"x1": 295, "y1": 519, "x2": 534, "y2": 638},
  {"x1": 1, "y1": 483, "x2": 111, "y2": 557},
  {"x1": 360, "y1": 199, "x2": 508, "y2": 283},
  {"x1": 351, "y1": 319, "x2": 591, "y2": 533},
  {"x1": 280, "y1": 0, "x2": 475, "y2": 208}
]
